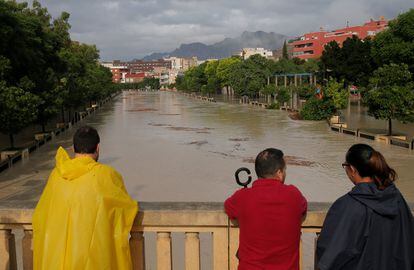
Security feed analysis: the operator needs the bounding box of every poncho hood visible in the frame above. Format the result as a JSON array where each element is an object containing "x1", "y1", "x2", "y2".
[{"x1": 55, "y1": 147, "x2": 98, "y2": 181}]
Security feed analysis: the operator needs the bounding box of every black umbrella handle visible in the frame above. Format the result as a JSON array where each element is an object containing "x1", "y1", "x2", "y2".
[{"x1": 235, "y1": 167, "x2": 252, "y2": 188}]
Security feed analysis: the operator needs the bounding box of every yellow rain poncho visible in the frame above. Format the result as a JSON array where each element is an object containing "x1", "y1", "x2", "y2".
[{"x1": 33, "y1": 147, "x2": 138, "y2": 270}]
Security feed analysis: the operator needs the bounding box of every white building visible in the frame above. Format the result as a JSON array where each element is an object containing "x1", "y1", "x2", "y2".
[
  {"x1": 164, "y1": 57, "x2": 183, "y2": 70},
  {"x1": 164, "y1": 56, "x2": 198, "y2": 71},
  {"x1": 240, "y1": 48, "x2": 273, "y2": 60},
  {"x1": 162, "y1": 57, "x2": 198, "y2": 85}
]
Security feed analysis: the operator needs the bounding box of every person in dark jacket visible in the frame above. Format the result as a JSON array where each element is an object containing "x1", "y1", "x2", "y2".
[{"x1": 316, "y1": 143, "x2": 414, "y2": 270}]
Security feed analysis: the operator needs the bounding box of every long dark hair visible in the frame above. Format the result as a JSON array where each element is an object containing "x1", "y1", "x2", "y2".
[{"x1": 346, "y1": 144, "x2": 397, "y2": 189}]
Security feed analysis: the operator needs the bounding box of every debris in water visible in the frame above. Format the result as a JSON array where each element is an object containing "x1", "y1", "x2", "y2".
[
  {"x1": 209, "y1": 151, "x2": 237, "y2": 158},
  {"x1": 229, "y1": 137, "x2": 250, "y2": 142},
  {"x1": 148, "y1": 123, "x2": 172, "y2": 127},
  {"x1": 167, "y1": 126, "x2": 214, "y2": 132},
  {"x1": 186, "y1": 140, "x2": 208, "y2": 147},
  {"x1": 233, "y1": 143, "x2": 245, "y2": 151},
  {"x1": 127, "y1": 108, "x2": 157, "y2": 112},
  {"x1": 288, "y1": 112, "x2": 302, "y2": 120},
  {"x1": 242, "y1": 157, "x2": 255, "y2": 163},
  {"x1": 242, "y1": 155, "x2": 316, "y2": 167},
  {"x1": 148, "y1": 123, "x2": 214, "y2": 133}
]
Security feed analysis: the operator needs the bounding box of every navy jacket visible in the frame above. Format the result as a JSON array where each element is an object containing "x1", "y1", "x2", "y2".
[{"x1": 317, "y1": 182, "x2": 414, "y2": 270}]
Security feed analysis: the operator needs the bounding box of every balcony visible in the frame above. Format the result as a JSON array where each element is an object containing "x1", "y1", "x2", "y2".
[
  {"x1": 294, "y1": 43, "x2": 314, "y2": 49},
  {"x1": 0, "y1": 202, "x2": 335, "y2": 270}
]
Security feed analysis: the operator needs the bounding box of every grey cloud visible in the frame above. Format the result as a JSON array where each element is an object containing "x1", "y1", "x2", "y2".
[{"x1": 30, "y1": 0, "x2": 413, "y2": 60}]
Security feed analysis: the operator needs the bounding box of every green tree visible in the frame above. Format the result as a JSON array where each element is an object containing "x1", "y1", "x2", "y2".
[
  {"x1": 272, "y1": 58, "x2": 304, "y2": 74},
  {"x1": 320, "y1": 41, "x2": 342, "y2": 80},
  {"x1": 297, "y1": 84, "x2": 316, "y2": 99},
  {"x1": 59, "y1": 42, "x2": 115, "y2": 120},
  {"x1": 321, "y1": 37, "x2": 375, "y2": 86},
  {"x1": 59, "y1": 42, "x2": 92, "y2": 116},
  {"x1": 276, "y1": 86, "x2": 291, "y2": 105},
  {"x1": 300, "y1": 97, "x2": 335, "y2": 120},
  {"x1": 324, "y1": 79, "x2": 348, "y2": 115},
  {"x1": 282, "y1": 40, "x2": 289, "y2": 59},
  {"x1": 184, "y1": 63, "x2": 207, "y2": 92},
  {"x1": 302, "y1": 59, "x2": 319, "y2": 73},
  {"x1": 216, "y1": 57, "x2": 241, "y2": 92},
  {"x1": 204, "y1": 60, "x2": 220, "y2": 96},
  {"x1": 0, "y1": 0, "x2": 72, "y2": 131},
  {"x1": 0, "y1": 0, "x2": 116, "y2": 141},
  {"x1": 0, "y1": 56, "x2": 10, "y2": 78},
  {"x1": 299, "y1": 79, "x2": 347, "y2": 120},
  {"x1": 372, "y1": 9, "x2": 414, "y2": 73},
  {"x1": 341, "y1": 36, "x2": 375, "y2": 86},
  {"x1": 0, "y1": 82, "x2": 40, "y2": 148},
  {"x1": 142, "y1": 77, "x2": 160, "y2": 89},
  {"x1": 227, "y1": 61, "x2": 253, "y2": 96},
  {"x1": 292, "y1": 57, "x2": 305, "y2": 65},
  {"x1": 175, "y1": 75, "x2": 187, "y2": 92},
  {"x1": 83, "y1": 64, "x2": 115, "y2": 106},
  {"x1": 0, "y1": 50, "x2": 41, "y2": 148},
  {"x1": 262, "y1": 84, "x2": 275, "y2": 97},
  {"x1": 229, "y1": 55, "x2": 272, "y2": 97},
  {"x1": 363, "y1": 63, "x2": 414, "y2": 135}
]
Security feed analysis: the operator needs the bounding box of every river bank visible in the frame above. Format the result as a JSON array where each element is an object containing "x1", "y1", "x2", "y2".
[{"x1": 168, "y1": 89, "x2": 414, "y2": 151}]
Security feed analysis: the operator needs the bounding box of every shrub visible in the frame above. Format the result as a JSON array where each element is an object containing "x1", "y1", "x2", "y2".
[
  {"x1": 297, "y1": 85, "x2": 316, "y2": 99},
  {"x1": 300, "y1": 97, "x2": 336, "y2": 120},
  {"x1": 266, "y1": 102, "x2": 279, "y2": 110},
  {"x1": 276, "y1": 86, "x2": 291, "y2": 105},
  {"x1": 324, "y1": 79, "x2": 348, "y2": 113}
]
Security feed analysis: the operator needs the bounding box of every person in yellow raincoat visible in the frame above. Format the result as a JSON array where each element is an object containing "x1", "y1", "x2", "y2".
[{"x1": 33, "y1": 126, "x2": 138, "y2": 270}]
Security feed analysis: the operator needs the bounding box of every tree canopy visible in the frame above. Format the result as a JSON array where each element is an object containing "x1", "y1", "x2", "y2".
[
  {"x1": 0, "y1": 0, "x2": 116, "y2": 148},
  {"x1": 320, "y1": 36, "x2": 376, "y2": 86},
  {"x1": 372, "y1": 9, "x2": 414, "y2": 73},
  {"x1": 363, "y1": 63, "x2": 414, "y2": 135}
]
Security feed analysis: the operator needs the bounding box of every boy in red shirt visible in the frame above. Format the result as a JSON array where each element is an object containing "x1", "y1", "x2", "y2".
[{"x1": 225, "y1": 148, "x2": 307, "y2": 270}]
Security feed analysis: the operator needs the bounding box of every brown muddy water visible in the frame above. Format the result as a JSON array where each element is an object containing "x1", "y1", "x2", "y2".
[
  {"x1": 2, "y1": 91, "x2": 414, "y2": 270},
  {"x1": 1, "y1": 90, "x2": 414, "y2": 202}
]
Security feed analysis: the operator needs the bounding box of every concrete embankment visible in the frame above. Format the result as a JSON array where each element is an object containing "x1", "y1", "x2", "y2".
[{"x1": 329, "y1": 120, "x2": 414, "y2": 151}]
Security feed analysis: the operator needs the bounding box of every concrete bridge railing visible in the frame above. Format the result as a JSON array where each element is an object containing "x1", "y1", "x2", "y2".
[{"x1": 0, "y1": 202, "x2": 336, "y2": 270}]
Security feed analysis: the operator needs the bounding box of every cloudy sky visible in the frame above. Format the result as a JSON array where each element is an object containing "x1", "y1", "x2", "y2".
[{"x1": 34, "y1": 0, "x2": 412, "y2": 60}]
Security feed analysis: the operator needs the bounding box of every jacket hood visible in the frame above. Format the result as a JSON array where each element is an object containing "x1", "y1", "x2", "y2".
[
  {"x1": 349, "y1": 182, "x2": 400, "y2": 218},
  {"x1": 55, "y1": 147, "x2": 98, "y2": 181}
]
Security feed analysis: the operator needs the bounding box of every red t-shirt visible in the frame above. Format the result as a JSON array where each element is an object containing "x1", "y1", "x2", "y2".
[{"x1": 225, "y1": 178, "x2": 307, "y2": 270}]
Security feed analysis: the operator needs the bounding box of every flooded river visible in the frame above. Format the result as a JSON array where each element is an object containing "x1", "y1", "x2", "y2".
[
  {"x1": 343, "y1": 100, "x2": 414, "y2": 136},
  {"x1": 1, "y1": 91, "x2": 414, "y2": 203},
  {"x1": 2, "y1": 90, "x2": 414, "y2": 270}
]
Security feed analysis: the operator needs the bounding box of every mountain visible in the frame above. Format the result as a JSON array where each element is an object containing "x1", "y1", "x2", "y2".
[{"x1": 142, "y1": 31, "x2": 287, "y2": 60}]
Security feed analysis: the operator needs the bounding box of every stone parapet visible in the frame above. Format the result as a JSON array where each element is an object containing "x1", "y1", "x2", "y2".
[{"x1": 0, "y1": 202, "x2": 412, "y2": 270}]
